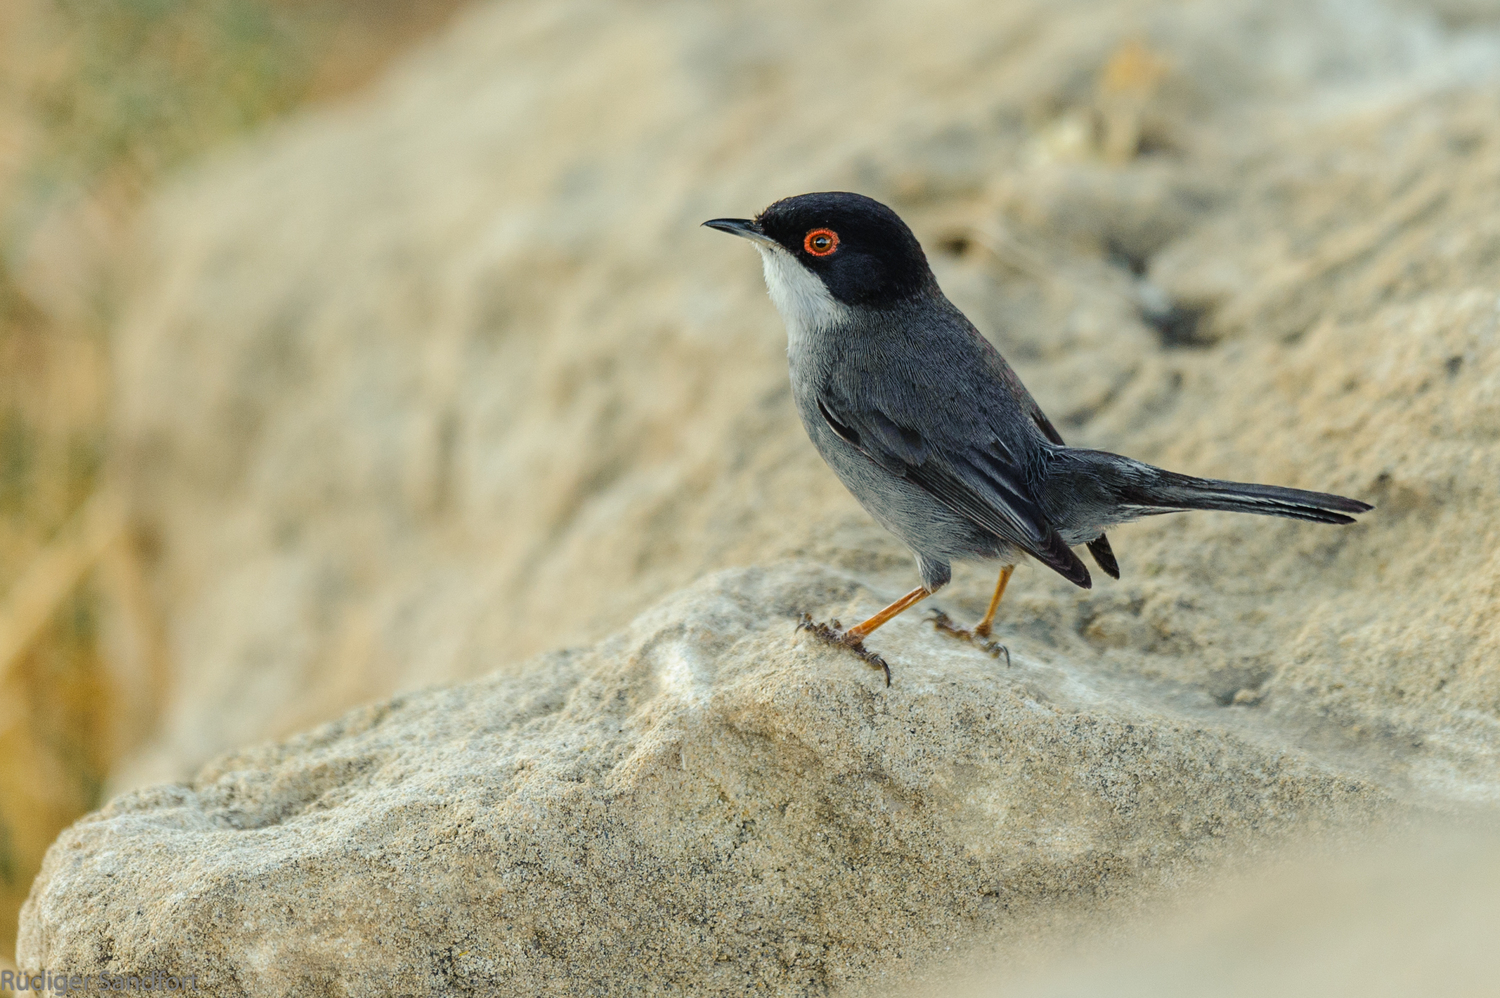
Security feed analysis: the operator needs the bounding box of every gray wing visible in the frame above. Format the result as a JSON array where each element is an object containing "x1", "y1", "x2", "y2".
[{"x1": 814, "y1": 394, "x2": 1092, "y2": 588}]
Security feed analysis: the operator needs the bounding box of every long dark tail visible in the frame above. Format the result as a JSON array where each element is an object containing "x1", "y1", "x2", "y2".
[
  {"x1": 1134, "y1": 471, "x2": 1370, "y2": 522},
  {"x1": 1049, "y1": 449, "x2": 1372, "y2": 526}
]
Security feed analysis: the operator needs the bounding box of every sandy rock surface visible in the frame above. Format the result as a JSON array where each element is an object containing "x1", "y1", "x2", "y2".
[
  {"x1": 19, "y1": 567, "x2": 1391, "y2": 995},
  {"x1": 18, "y1": 0, "x2": 1500, "y2": 991}
]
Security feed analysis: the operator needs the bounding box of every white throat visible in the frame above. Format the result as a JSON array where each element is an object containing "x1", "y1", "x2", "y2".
[{"x1": 755, "y1": 244, "x2": 849, "y2": 353}]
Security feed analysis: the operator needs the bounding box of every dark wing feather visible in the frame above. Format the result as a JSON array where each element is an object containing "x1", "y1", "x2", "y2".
[
  {"x1": 1029, "y1": 398, "x2": 1120, "y2": 579},
  {"x1": 817, "y1": 394, "x2": 1092, "y2": 589},
  {"x1": 1085, "y1": 535, "x2": 1120, "y2": 578}
]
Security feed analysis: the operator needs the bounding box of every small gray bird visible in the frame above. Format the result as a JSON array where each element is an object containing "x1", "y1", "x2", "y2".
[{"x1": 705, "y1": 192, "x2": 1370, "y2": 684}]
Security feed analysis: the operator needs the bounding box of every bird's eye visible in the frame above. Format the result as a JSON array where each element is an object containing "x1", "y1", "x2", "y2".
[{"x1": 803, "y1": 228, "x2": 839, "y2": 256}]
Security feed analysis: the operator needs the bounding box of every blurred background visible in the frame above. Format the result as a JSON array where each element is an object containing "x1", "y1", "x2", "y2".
[
  {"x1": 5, "y1": 0, "x2": 1500, "y2": 981},
  {"x1": 0, "y1": 0, "x2": 468, "y2": 959}
]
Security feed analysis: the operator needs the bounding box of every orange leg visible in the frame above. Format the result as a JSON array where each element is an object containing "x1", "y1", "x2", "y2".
[
  {"x1": 846, "y1": 586, "x2": 931, "y2": 641},
  {"x1": 972, "y1": 564, "x2": 1015, "y2": 639}
]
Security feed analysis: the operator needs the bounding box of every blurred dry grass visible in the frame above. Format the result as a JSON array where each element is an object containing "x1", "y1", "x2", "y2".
[{"x1": 0, "y1": 0, "x2": 469, "y2": 959}]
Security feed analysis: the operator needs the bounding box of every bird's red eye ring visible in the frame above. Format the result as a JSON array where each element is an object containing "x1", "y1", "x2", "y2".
[{"x1": 804, "y1": 228, "x2": 839, "y2": 256}]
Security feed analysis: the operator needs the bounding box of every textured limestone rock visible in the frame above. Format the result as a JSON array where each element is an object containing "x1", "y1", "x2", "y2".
[
  {"x1": 22, "y1": 0, "x2": 1500, "y2": 989},
  {"x1": 19, "y1": 567, "x2": 1390, "y2": 995}
]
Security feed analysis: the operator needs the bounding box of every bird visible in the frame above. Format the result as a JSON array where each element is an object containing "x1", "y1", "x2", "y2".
[{"x1": 704, "y1": 192, "x2": 1370, "y2": 684}]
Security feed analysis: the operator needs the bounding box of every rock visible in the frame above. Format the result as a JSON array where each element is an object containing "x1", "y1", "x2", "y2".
[
  {"x1": 28, "y1": 0, "x2": 1500, "y2": 988},
  {"x1": 894, "y1": 822, "x2": 1500, "y2": 996},
  {"x1": 19, "y1": 567, "x2": 1391, "y2": 995},
  {"x1": 918, "y1": 827, "x2": 1500, "y2": 998},
  {"x1": 104, "y1": 0, "x2": 1500, "y2": 805}
]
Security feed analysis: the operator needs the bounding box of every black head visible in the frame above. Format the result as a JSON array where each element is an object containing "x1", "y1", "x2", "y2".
[{"x1": 704, "y1": 192, "x2": 936, "y2": 307}]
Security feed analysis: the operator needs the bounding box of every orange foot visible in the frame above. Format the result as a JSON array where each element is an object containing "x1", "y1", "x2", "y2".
[
  {"x1": 796, "y1": 614, "x2": 892, "y2": 686},
  {"x1": 928, "y1": 610, "x2": 1011, "y2": 667}
]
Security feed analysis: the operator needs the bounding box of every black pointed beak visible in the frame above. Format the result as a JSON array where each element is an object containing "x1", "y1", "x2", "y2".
[{"x1": 703, "y1": 217, "x2": 776, "y2": 246}]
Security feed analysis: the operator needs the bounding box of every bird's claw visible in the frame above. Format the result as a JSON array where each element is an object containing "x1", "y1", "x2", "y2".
[
  {"x1": 927, "y1": 609, "x2": 1012, "y2": 667},
  {"x1": 796, "y1": 613, "x2": 892, "y2": 686}
]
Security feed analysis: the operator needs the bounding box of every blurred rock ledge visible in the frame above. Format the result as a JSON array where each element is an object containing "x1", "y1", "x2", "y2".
[
  {"x1": 920, "y1": 826, "x2": 1500, "y2": 998},
  {"x1": 19, "y1": 566, "x2": 1394, "y2": 995}
]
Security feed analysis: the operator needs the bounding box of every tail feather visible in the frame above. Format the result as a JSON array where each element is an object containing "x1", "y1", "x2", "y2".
[
  {"x1": 1086, "y1": 534, "x2": 1121, "y2": 578},
  {"x1": 1129, "y1": 470, "x2": 1372, "y2": 524},
  {"x1": 1049, "y1": 449, "x2": 1372, "y2": 528}
]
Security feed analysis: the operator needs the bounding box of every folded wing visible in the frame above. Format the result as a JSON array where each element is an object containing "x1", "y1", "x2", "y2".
[{"x1": 816, "y1": 395, "x2": 1092, "y2": 588}]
